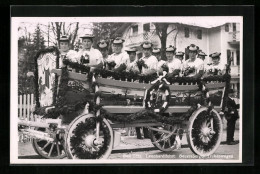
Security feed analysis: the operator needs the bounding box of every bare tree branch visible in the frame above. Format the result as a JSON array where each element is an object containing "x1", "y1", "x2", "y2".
[{"x1": 167, "y1": 28, "x2": 176, "y2": 36}]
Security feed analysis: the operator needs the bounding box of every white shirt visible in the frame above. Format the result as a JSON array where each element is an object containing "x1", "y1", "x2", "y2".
[
  {"x1": 59, "y1": 50, "x2": 78, "y2": 68},
  {"x1": 107, "y1": 51, "x2": 129, "y2": 69},
  {"x1": 140, "y1": 55, "x2": 158, "y2": 74},
  {"x1": 157, "y1": 60, "x2": 166, "y2": 71},
  {"x1": 76, "y1": 47, "x2": 103, "y2": 66},
  {"x1": 167, "y1": 58, "x2": 182, "y2": 73},
  {"x1": 125, "y1": 58, "x2": 139, "y2": 72},
  {"x1": 205, "y1": 63, "x2": 226, "y2": 75},
  {"x1": 183, "y1": 58, "x2": 204, "y2": 76}
]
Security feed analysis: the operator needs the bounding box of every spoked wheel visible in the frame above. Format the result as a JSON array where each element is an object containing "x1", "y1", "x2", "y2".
[
  {"x1": 65, "y1": 114, "x2": 113, "y2": 159},
  {"x1": 187, "y1": 107, "x2": 223, "y2": 157},
  {"x1": 32, "y1": 127, "x2": 67, "y2": 159},
  {"x1": 150, "y1": 124, "x2": 181, "y2": 152}
]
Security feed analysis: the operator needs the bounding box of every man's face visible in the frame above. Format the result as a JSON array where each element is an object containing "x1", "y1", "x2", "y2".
[
  {"x1": 198, "y1": 55, "x2": 205, "y2": 60},
  {"x1": 166, "y1": 52, "x2": 174, "y2": 62},
  {"x1": 100, "y1": 49, "x2": 109, "y2": 58},
  {"x1": 82, "y1": 38, "x2": 93, "y2": 50},
  {"x1": 112, "y1": 44, "x2": 122, "y2": 54},
  {"x1": 212, "y1": 57, "x2": 220, "y2": 65},
  {"x1": 154, "y1": 53, "x2": 161, "y2": 61},
  {"x1": 175, "y1": 55, "x2": 183, "y2": 61},
  {"x1": 128, "y1": 52, "x2": 136, "y2": 62},
  {"x1": 189, "y1": 51, "x2": 197, "y2": 60},
  {"x1": 143, "y1": 48, "x2": 152, "y2": 57},
  {"x1": 59, "y1": 41, "x2": 69, "y2": 52}
]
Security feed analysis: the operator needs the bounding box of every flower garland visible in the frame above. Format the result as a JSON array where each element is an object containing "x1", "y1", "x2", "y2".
[
  {"x1": 144, "y1": 80, "x2": 170, "y2": 113},
  {"x1": 69, "y1": 117, "x2": 111, "y2": 159}
]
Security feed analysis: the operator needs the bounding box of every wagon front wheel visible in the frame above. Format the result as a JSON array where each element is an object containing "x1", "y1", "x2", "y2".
[
  {"x1": 65, "y1": 114, "x2": 113, "y2": 159},
  {"x1": 32, "y1": 127, "x2": 67, "y2": 159},
  {"x1": 187, "y1": 107, "x2": 223, "y2": 157}
]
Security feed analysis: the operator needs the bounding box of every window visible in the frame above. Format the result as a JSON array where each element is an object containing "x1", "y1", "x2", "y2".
[
  {"x1": 132, "y1": 25, "x2": 138, "y2": 36},
  {"x1": 185, "y1": 48, "x2": 189, "y2": 60},
  {"x1": 143, "y1": 23, "x2": 150, "y2": 32},
  {"x1": 184, "y1": 27, "x2": 189, "y2": 38},
  {"x1": 225, "y1": 24, "x2": 229, "y2": 32},
  {"x1": 236, "y1": 50, "x2": 240, "y2": 65},
  {"x1": 197, "y1": 30, "x2": 202, "y2": 39},
  {"x1": 233, "y1": 23, "x2": 236, "y2": 32}
]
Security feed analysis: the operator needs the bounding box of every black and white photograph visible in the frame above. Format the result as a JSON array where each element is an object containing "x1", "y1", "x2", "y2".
[{"x1": 11, "y1": 15, "x2": 243, "y2": 164}]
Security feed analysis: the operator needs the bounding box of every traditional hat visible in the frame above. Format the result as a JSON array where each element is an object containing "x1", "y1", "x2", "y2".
[
  {"x1": 175, "y1": 51, "x2": 185, "y2": 56},
  {"x1": 187, "y1": 44, "x2": 199, "y2": 51},
  {"x1": 97, "y1": 40, "x2": 109, "y2": 49},
  {"x1": 80, "y1": 34, "x2": 95, "y2": 39},
  {"x1": 112, "y1": 37, "x2": 125, "y2": 44},
  {"x1": 152, "y1": 48, "x2": 161, "y2": 54},
  {"x1": 141, "y1": 41, "x2": 153, "y2": 49},
  {"x1": 209, "y1": 52, "x2": 221, "y2": 58},
  {"x1": 59, "y1": 35, "x2": 70, "y2": 42},
  {"x1": 126, "y1": 47, "x2": 137, "y2": 53},
  {"x1": 198, "y1": 52, "x2": 207, "y2": 56},
  {"x1": 166, "y1": 45, "x2": 176, "y2": 52}
]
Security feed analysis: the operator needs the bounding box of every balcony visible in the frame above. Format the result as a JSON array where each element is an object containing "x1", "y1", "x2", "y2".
[
  {"x1": 124, "y1": 32, "x2": 159, "y2": 47},
  {"x1": 228, "y1": 31, "x2": 240, "y2": 44}
]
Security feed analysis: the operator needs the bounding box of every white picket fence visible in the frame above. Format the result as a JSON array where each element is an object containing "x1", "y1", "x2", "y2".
[{"x1": 18, "y1": 94, "x2": 35, "y2": 120}]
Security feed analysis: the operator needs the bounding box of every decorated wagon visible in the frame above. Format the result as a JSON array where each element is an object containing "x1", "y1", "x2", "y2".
[{"x1": 18, "y1": 47, "x2": 232, "y2": 159}]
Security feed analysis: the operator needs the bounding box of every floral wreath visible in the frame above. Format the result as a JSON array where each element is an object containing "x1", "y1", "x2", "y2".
[{"x1": 144, "y1": 72, "x2": 171, "y2": 113}]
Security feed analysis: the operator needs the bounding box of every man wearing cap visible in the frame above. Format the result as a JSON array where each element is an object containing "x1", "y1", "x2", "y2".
[
  {"x1": 106, "y1": 37, "x2": 129, "y2": 70},
  {"x1": 97, "y1": 40, "x2": 110, "y2": 69},
  {"x1": 152, "y1": 48, "x2": 166, "y2": 73},
  {"x1": 204, "y1": 52, "x2": 226, "y2": 76},
  {"x1": 175, "y1": 51, "x2": 185, "y2": 63},
  {"x1": 224, "y1": 89, "x2": 239, "y2": 145},
  {"x1": 182, "y1": 44, "x2": 204, "y2": 77},
  {"x1": 139, "y1": 41, "x2": 158, "y2": 75},
  {"x1": 77, "y1": 34, "x2": 103, "y2": 68},
  {"x1": 165, "y1": 45, "x2": 182, "y2": 77},
  {"x1": 197, "y1": 51, "x2": 207, "y2": 61},
  {"x1": 58, "y1": 35, "x2": 78, "y2": 67},
  {"x1": 125, "y1": 47, "x2": 140, "y2": 73}
]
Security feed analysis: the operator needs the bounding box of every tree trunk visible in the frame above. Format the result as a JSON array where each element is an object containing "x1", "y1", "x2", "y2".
[
  {"x1": 160, "y1": 24, "x2": 168, "y2": 61},
  {"x1": 71, "y1": 22, "x2": 79, "y2": 49}
]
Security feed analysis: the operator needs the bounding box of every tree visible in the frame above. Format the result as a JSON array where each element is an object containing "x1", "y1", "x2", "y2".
[
  {"x1": 154, "y1": 23, "x2": 178, "y2": 60},
  {"x1": 50, "y1": 22, "x2": 79, "y2": 49},
  {"x1": 92, "y1": 23, "x2": 126, "y2": 53},
  {"x1": 18, "y1": 24, "x2": 46, "y2": 95}
]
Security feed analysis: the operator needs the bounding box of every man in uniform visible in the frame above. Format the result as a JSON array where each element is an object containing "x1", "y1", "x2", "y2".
[
  {"x1": 77, "y1": 34, "x2": 103, "y2": 69},
  {"x1": 106, "y1": 37, "x2": 129, "y2": 70},
  {"x1": 125, "y1": 47, "x2": 140, "y2": 73},
  {"x1": 182, "y1": 44, "x2": 204, "y2": 77},
  {"x1": 224, "y1": 89, "x2": 239, "y2": 145},
  {"x1": 58, "y1": 35, "x2": 78, "y2": 68},
  {"x1": 197, "y1": 51, "x2": 207, "y2": 61},
  {"x1": 139, "y1": 41, "x2": 158, "y2": 75},
  {"x1": 97, "y1": 40, "x2": 110, "y2": 69},
  {"x1": 152, "y1": 48, "x2": 166, "y2": 74},
  {"x1": 204, "y1": 52, "x2": 226, "y2": 76},
  {"x1": 175, "y1": 51, "x2": 185, "y2": 63},
  {"x1": 165, "y1": 45, "x2": 182, "y2": 77}
]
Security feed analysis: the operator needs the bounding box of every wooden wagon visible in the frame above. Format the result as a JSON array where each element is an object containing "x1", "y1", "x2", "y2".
[{"x1": 18, "y1": 47, "x2": 230, "y2": 159}]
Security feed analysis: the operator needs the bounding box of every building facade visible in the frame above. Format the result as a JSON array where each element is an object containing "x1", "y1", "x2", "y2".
[{"x1": 118, "y1": 22, "x2": 240, "y2": 97}]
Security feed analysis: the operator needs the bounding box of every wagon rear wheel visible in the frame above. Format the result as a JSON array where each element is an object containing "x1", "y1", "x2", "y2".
[
  {"x1": 65, "y1": 114, "x2": 113, "y2": 159},
  {"x1": 150, "y1": 124, "x2": 181, "y2": 152},
  {"x1": 32, "y1": 127, "x2": 67, "y2": 159},
  {"x1": 187, "y1": 107, "x2": 223, "y2": 157}
]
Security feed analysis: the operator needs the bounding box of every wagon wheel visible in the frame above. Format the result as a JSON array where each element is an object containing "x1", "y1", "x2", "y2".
[
  {"x1": 32, "y1": 127, "x2": 67, "y2": 159},
  {"x1": 187, "y1": 107, "x2": 223, "y2": 157},
  {"x1": 65, "y1": 114, "x2": 113, "y2": 159},
  {"x1": 150, "y1": 124, "x2": 181, "y2": 152}
]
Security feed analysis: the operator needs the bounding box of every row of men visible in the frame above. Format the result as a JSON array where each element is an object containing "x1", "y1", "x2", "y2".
[{"x1": 59, "y1": 34, "x2": 226, "y2": 77}]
